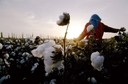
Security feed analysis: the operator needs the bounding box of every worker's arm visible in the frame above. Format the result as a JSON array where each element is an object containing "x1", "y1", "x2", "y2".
[
  {"x1": 103, "y1": 23, "x2": 120, "y2": 33},
  {"x1": 77, "y1": 23, "x2": 94, "y2": 41}
]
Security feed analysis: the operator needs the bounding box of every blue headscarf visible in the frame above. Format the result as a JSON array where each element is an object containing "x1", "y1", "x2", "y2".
[{"x1": 89, "y1": 14, "x2": 101, "y2": 29}]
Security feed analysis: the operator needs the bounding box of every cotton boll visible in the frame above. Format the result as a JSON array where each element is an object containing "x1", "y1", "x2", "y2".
[
  {"x1": 31, "y1": 49, "x2": 42, "y2": 58},
  {"x1": 0, "y1": 43, "x2": 3, "y2": 49},
  {"x1": 66, "y1": 45, "x2": 72, "y2": 52},
  {"x1": 0, "y1": 58, "x2": 3, "y2": 65},
  {"x1": 87, "y1": 77, "x2": 97, "y2": 84},
  {"x1": 45, "y1": 40, "x2": 56, "y2": 46},
  {"x1": 44, "y1": 47, "x2": 55, "y2": 66},
  {"x1": 43, "y1": 47, "x2": 56, "y2": 74},
  {"x1": 22, "y1": 52, "x2": 31, "y2": 61},
  {"x1": 31, "y1": 62, "x2": 39, "y2": 73},
  {"x1": 6, "y1": 45, "x2": 13, "y2": 50},
  {"x1": 22, "y1": 52, "x2": 30, "y2": 58},
  {"x1": 91, "y1": 51, "x2": 100, "y2": 62},
  {"x1": 91, "y1": 51, "x2": 104, "y2": 71},
  {"x1": 31, "y1": 40, "x2": 56, "y2": 58},
  {"x1": 10, "y1": 52, "x2": 16, "y2": 57},
  {"x1": 87, "y1": 24, "x2": 94, "y2": 33},
  {"x1": 49, "y1": 79, "x2": 56, "y2": 84},
  {"x1": 57, "y1": 19, "x2": 63, "y2": 25},
  {"x1": 3, "y1": 53, "x2": 9, "y2": 59},
  {"x1": 52, "y1": 60, "x2": 64, "y2": 70},
  {"x1": 0, "y1": 75, "x2": 10, "y2": 84},
  {"x1": 59, "y1": 15, "x2": 65, "y2": 20},
  {"x1": 57, "y1": 12, "x2": 70, "y2": 26},
  {"x1": 20, "y1": 59, "x2": 26, "y2": 64},
  {"x1": 43, "y1": 46, "x2": 64, "y2": 74},
  {"x1": 57, "y1": 15, "x2": 64, "y2": 25},
  {"x1": 91, "y1": 55, "x2": 104, "y2": 71},
  {"x1": 53, "y1": 44, "x2": 64, "y2": 55}
]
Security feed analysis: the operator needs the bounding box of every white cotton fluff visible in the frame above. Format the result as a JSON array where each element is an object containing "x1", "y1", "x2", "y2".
[
  {"x1": 90, "y1": 51, "x2": 104, "y2": 71},
  {"x1": 31, "y1": 40, "x2": 56, "y2": 58},
  {"x1": 0, "y1": 58, "x2": 3, "y2": 65},
  {"x1": 87, "y1": 24, "x2": 94, "y2": 33},
  {"x1": 31, "y1": 63, "x2": 39, "y2": 73},
  {"x1": 57, "y1": 15, "x2": 65, "y2": 25},
  {"x1": 4, "y1": 53, "x2": 9, "y2": 59},
  {"x1": 49, "y1": 79, "x2": 56, "y2": 84},
  {"x1": 43, "y1": 46, "x2": 64, "y2": 74},
  {"x1": 0, "y1": 75, "x2": 10, "y2": 84},
  {"x1": 0, "y1": 43, "x2": 3, "y2": 49},
  {"x1": 22, "y1": 52, "x2": 32, "y2": 60},
  {"x1": 66, "y1": 45, "x2": 72, "y2": 52},
  {"x1": 57, "y1": 19, "x2": 63, "y2": 25},
  {"x1": 53, "y1": 44, "x2": 64, "y2": 55},
  {"x1": 31, "y1": 40, "x2": 64, "y2": 75},
  {"x1": 87, "y1": 77, "x2": 97, "y2": 84}
]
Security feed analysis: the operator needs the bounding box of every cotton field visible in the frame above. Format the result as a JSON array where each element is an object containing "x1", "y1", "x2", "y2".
[{"x1": 0, "y1": 32, "x2": 128, "y2": 84}]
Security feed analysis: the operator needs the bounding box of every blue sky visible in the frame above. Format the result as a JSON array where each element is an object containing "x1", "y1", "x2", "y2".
[{"x1": 0, "y1": 0, "x2": 128, "y2": 39}]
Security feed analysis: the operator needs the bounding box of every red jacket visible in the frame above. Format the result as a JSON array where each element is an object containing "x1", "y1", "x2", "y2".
[{"x1": 78, "y1": 22, "x2": 119, "y2": 41}]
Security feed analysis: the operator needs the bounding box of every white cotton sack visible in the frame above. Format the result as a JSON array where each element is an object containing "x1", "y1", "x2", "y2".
[
  {"x1": 87, "y1": 24, "x2": 94, "y2": 33},
  {"x1": 31, "y1": 40, "x2": 56, "y2": 58},
  {"x1": 90, "y1": 51, "x2": 104, "y2": 71}
]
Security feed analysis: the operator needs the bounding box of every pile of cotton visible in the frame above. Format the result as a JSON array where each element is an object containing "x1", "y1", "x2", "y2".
[
  {"x1": 31, "y1": 40, "x2": 64, "y2": 75},
  {"x1": 90, "y1": 51, "x2": 104, "y2": 71}
]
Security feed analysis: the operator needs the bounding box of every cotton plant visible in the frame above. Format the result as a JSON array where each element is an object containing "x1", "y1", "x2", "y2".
[
  {"x1": 44, "y1": 45, "x2": 64, "y2": 74},
  {"x1": 31, "y1": 40, "x2": 64, "y2": 75},
  {"x1": 90, "y1": 51, "x2": 104, "y2": 71}
]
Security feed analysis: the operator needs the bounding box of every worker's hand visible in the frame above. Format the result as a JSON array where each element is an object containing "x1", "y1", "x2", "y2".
[{"x1": 119, "y1": 27, "x2": 126, "y2": 32}]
